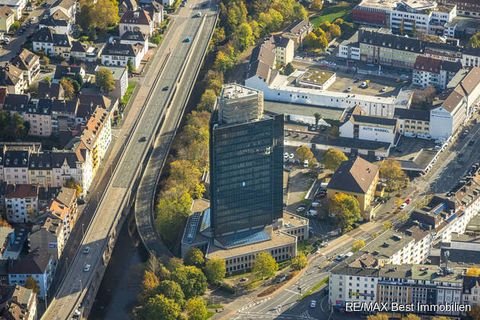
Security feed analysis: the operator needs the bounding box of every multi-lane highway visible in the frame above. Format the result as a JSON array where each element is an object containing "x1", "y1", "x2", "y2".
[{"x1": 42, "y1": 1, "x2": 217, "y2": 319}]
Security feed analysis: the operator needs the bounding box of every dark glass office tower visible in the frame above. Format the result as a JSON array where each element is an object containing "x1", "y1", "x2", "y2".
[{"x1": 210, "y1": 84, "x2": 284, "y2": 238}]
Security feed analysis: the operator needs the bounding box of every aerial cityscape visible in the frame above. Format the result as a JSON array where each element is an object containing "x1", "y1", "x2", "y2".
[{"x1": 0, "y1": 0, "x2": 480, "y2": 319}]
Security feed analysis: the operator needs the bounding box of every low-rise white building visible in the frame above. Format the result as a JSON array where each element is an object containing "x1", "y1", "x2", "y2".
[
  {"x1": 5, "y1": 184, "x2": 38, "y2": 223},
  {"x1": 413, "y1": 56, "x2": 463, "y2": 89}
]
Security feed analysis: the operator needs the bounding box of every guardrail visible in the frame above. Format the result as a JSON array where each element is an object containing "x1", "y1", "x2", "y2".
[{"x1": 135, "y1": 12, "x2": 218, "y2": 258}]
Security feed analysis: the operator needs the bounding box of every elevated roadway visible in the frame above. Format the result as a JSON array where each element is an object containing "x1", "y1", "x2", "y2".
[{"x1": 42, "y1": 1, "x2": 217, "y2": 319}]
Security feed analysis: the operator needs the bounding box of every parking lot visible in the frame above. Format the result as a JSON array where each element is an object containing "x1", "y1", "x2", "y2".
[{"x1": 327, "y1": 71, "x2": 401, "y2": 96}]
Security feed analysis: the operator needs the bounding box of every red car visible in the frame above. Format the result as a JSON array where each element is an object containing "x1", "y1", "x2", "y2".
[{"x1": 405, "y1": 198, "x2": 411, "y2": 204}]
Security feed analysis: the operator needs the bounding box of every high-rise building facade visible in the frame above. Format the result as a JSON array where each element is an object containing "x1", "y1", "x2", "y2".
[{"x1": 210, "y1": 84, "x2": 284, "y2": 238}]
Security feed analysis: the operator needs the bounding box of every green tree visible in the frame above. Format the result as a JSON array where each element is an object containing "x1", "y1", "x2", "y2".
[
  {"x1": 383, "y1": 221, "x2": 393, "y2": 231},
  {"x1": 155, "y1": 186, "x2": 192, "y2": 246},
  {"x1": 64, "y1": 178, "x2": 82, "y2": 197},
  {"x1": 0, "y1": 111, "x2": 29, "y2": 140},
  {"x1": 142, "y1": 270, "x2": 160, "y2": 293},
  {"x1": 197, "y1": 89, "x2": 217, "y2": 112},
  {"x1": 380, "y1": 159, "x2": 407, "y2": 191},
  {"x1": 205, "y1": 70, "x2": 224, "y2": 95},
  {"x1": 296, "y1": 145, "x2": 316, "y2": 164},
  {"x1": 253, "y1": 252, "x2": 278, "y2": 280},
  {"x1": 155, "y1": 280, "x2": 185, "y2": 306},
  {"x1": 204, "y1": 258, "x2": 226, "y2": 284},
  {"x1": 171, "y1": 265, "x2": 207, "y2": 299},
  {"x1": 167, "y1": 160, "x2": 204, "y2": 198},
  {"x1": 185, "y1": 297, "x2": 208, "y2": 320},
  {"x1": 314, "y1": 112, "x2": 322, "y2": 127},
  {"x1": 95, "y1": 67, "x2": 116, "y2": 93},
  {"x1": 352, "y1": 239, "x2": 366, "y2": 252},
  {"x1": 291, "y1": 252, "x2": 307, "y2": 270},
  {"x1": 214, "y1": 48, "x2": 235, "y2": 72},
  {"x1": 469, "y1": 32, "x2": 480, "y2": 48},
  {"x1": 469, "y1": 305, "x2": 480, "y2": 320},
  {"x1": 329, "y1": 24, "x2": 342, "y2": 38},
  {"x1": 184, "y1": 248, "x2": 205, "y2": 267},
  {"x1": 329, "y1": 193, "x2": 361, "y2": 231},
  {"x1": 25, "y1": 277, "x2": 39, "y2": 294},
  {"x1": 141, "y1": 294, "x2": 181, "y2": 320},
  {"x1": 127, "y1": 59, "x2": 135, "y2": 73},
  {"x1": 311, "y1": 0, "x2": 323, "y2": 10},
  {"x1": 78, "y1": 0, "x2": 119, "y2": 32},
  {"x1": 323, "y1": 148, "x2": 348, "y2": 170},
  {"x1": 235, "y1": 22, "x2": 255, "y2": 51},
  {"x1": 60, "y1": 78, "x2": 75, "y2": 100}
]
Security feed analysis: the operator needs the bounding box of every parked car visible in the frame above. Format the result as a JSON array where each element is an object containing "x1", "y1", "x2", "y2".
[
  {"x1": 400, "y1": 203, "x2": 407, "y2": 209},
  {"x1": 83, "y1": 264, "x2": 91, "y2": 272},
  {"x1": 296, "y1": 205, "x2": 306, "y2": 213},
  {"x1": 83, "y1": 247, "x2": 90, "y2": 254},
  {"x1": 310, "y1": 300, "x2": 317, "y2": 308}
]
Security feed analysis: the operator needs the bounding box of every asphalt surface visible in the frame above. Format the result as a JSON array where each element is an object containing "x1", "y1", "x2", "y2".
[
  {"x1": 134, "y1": 1, "x2": 217, "y2": 260},
  {"x1": 41, "y1": 2, "x2": 217, "y2": 319}
]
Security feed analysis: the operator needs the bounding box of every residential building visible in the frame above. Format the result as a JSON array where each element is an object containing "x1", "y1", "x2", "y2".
[
  {"x1": 29, "y1": 217, "x2": 65, "y2": 260},
  {"x1": 8, "y1": 250, "x2": 55, "y2": 298},
  {"x1": 339, "y1": 106, "x2": 398, "y2": 145},
  {"x1": 429, "y1": 67, "x2": 480, "y2": 139},
  {"x1": 70, "y1": 41, "x2": 101, "y2": 63},
  {"x1": 10, "y1": 49, "x2": 40, "y2": 87},
  {"x1": 462, "y1": 48, "x2": 480, "y2": 68},
  {"x1": 37, "y1": 81, "x2": 65, "y2": 100},
  {"x1": 101, "y1": 41, "x2": 144, "y2": 70},
  {"x1": 282, "y1": 19, "x2": 312, "y2": 48},
  {"x1": 31, "y1": 28, "x2": 71, "y2": 59},
  {"x1": 338, "y1": 32, "x2": 360, "y2": 61},
  {"x1": 327, "y1": 156, "x2": 380, "y2": 218},
  {"x1": 0, "y1": 64, "x2": 27, "y2": 94},
  {"x1": 120, "y1": 30, "x2": 148, "y2": 58},
  {"x1": 0, "y1": 285, "x2": 37, "y2": 320},
  {"x1": 329, "y1": 266, "x2": 379, "y2": 309},
  {"x1": 46, "y1": 187, "x2": 77, "y2": 242},
  {"x1": 5, "y1": 184, "x2": 39, "y2": 223},
  {"x1": 96, "y1": 65, "x2": 128, "y2": 100},
  {"x1": 3, "y1": 96, "x2": 53, "y2": 137},
  {"x1": 393, "y1": 108, "x2": 430, "y2": 137},
  {"x1": 141, "y1": 0, "x2": 163, "y2": 27},
  {"x1": 52, "y1": 64, "x2": 85, "y2": 83},
  {"x1": 438, "y1": 0, "x2": 480, "y2": 18},
  {"x1": 0, "y1": 0, "x2": 26, "y2": 19},
  {"x1": 0, "y1": 6, "x2": 14, "y2": 32},
  {"x1": 79, "y1": 107, "x2": 112, "y2": 175},
  {"x1": 51, "y1": 98, "x2": 79, "y2": 132},
  {"x1": 413, "y1": 56, "x2": 463, "y2": 89},
  {"x1": 2, "y1": 148, "x2": 31, "y2": 185},
  {"x1": 210, "y1": 84, "x2": 283, "y2": 237},
  {"x1": 49, "y1": 0, "x2": 76, "y2": 24},
  {"x1": 271, "y1": 35, "x2": 294, "y2": 66},
  {"x1": 39, "y1": 16, "x2": 71, "y2": 34},
  {"x1": 119, "y1": 8, "x2": 153, "y2": 37}
]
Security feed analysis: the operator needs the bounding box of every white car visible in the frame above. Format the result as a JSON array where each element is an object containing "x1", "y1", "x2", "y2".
[
  {"x1": 400, "y1": 203, "x2": 407, "y2": 209},
  {"x1": 310, "y1": 300, "x2": 317, "y2": 308},
  {"x1": 83, "y1": 247, "x2": 90, "y2": 254},
  {"x1": 83, "y1": 264, "x2": 91, "y2": 272},
  {"x1": 311, "y1": 201, "x2": 320, "y2": 208}
]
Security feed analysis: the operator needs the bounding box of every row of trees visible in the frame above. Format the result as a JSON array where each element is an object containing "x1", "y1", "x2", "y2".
[
  {"x1": 137, "y1": 255, "x2": 213, "y2": 320},
  {"x1": 213, "y1": 0, "x2": 307, "y2": 73},
  {"x1": 304, "y1": 19, "x2": 343, "y2": 51}
]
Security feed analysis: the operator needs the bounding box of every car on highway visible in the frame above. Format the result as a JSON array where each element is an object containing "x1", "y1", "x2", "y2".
[
  {"x1": 139, "y1": 136, "x2": 147, "y2": 142},
  {"x1": 83, "y1": 264, "x2": 91, "y2": 272},
  {"x1": 296, "y1": 205, "x2": 306, "y2": 213},
  {"x1": 83, "y1": 247, "x2": 90, "y2": 254},
  {"x1": 311, "y1": 201, "x2": 320, "y2": 208},
  {"x1": 162, "y1": 85, "x2": 169, "y2": 91},
  {"x1": 310, "y1": 300, "x2": 317, "y2": 308},
  {"x1": 400, "y1": 203, "x2": 407, "y2": 209},
  {"x1": 194, "y1": 12, "x2": 202, "y2": 17},
  {"x1": 183, "y1": 37, "x2": 191, "y2": 43},
  {"x1": 346, "y1": 87, "x2": 352, "y2": 92},
  {"x1": 405, "y1": 198, "x2": 411, "y2": 205},
  {"x1": 381, "y1": 86, "x2": 387, "y2": 92}
]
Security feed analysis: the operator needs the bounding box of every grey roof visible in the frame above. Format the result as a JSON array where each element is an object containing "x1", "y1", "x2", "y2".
[
  {"x1": 331, "y1": 265, "x2": 379, "y2": 277},
  {"x1": 120, "y1": 8, "x2": 151, "y2": 25},
  {"x1": 38, "y1": 81, "x2": 65, "y2": 100},
  {"x1": 8, "y1": 250, "x2": 52, "y2": 275},
  {"x1": 102, "y1": 42, "x2": 141, "y2": 57},
  {"x1": 359, "y1": 28, "x2": 424, "y2": 53},
  {"x1": 29, "y1": 150, "x2": 79, "y2": 169},
  {"x1": 272, "y1": 35, "x2": 291, "y2": 48},
  {"x1": 4, "y1": 151, "x2": 29, "y2": 168},
  {"x1": 327, "y1": 156, "x2": 379, "y2": 194},
  {"x1": 284, "y1": 19, "x2": 311, "y2": 35},
  {"x1": 351, "y1": 114, "x2": 397, "y2": 127},
  {"x1": 71, "y1": 41, "x2": 87, "y2": 53},
  {"x1": 10, "y1": 49, "x2": 39, "y2": 72},
  {"x1": 39, "y1": 16, "x2": 69, "y2": 27},
  {"x1": 54, "y1": 65, "x2": 83, "y2": 80},
  {"x1": 394, "y1": 108, "x2": 430, "y2": 121},
  {"x1": 3, "y1": 94, "x2": 30, "y2": 111},
  {"x1": 120, "y1": 30, "x2": 146, "y2": 42},
  {"x1": 32, "y1": 28, "x2": 71, "y2": 47}
]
